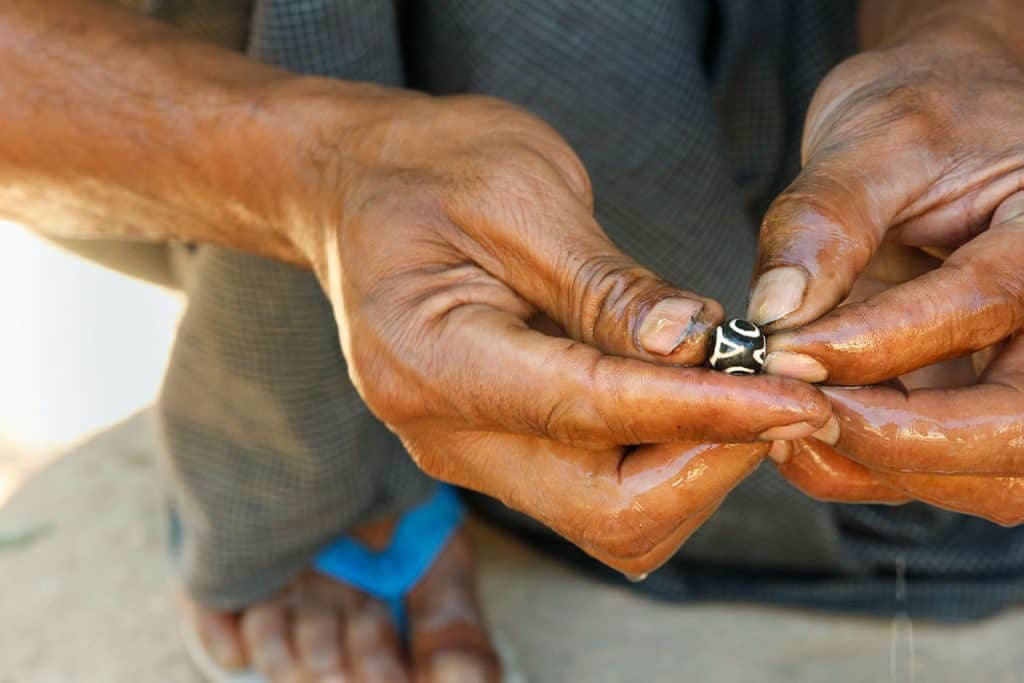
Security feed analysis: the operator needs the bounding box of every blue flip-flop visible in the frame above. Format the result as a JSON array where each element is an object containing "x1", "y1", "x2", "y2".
[
  {"x1": 312, "y1": 483, "x2": 464, "y2": 634},
  {"x1": 182, "y1": 485, "x2": 525, "y2": 682}
]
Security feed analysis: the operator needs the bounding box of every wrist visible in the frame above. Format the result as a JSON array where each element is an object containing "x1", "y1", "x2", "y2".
[{"x1": 232, "y1": 76, "x2": 428, "y2": 270}]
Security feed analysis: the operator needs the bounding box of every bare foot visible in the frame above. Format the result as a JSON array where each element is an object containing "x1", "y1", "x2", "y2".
[{"x1": 184, "y1": 525, "x2": 499, "y2": 682}]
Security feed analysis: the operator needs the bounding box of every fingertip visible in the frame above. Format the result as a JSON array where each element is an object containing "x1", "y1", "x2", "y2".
[
  {"x1": 635, "y1": 295, "x2": 724, "y2": 359},
  {"x1": 727, "y1": 372, "x2": 832, "y2": 437},
  {"x1": 195, "y1": 609, "x2": 247, "y2": 670},
  {"x1": 695, "y1": 296, "x2": 726, "y2": 337},
  {"x1": 759, "y1": 421, "x2": 817, "y2": 441},
  {"x1": 763, "y1": 349, "x2": 829, "y2": 383},
  {"x1": 635, "y1": 297, "x2": 706, "y2": 356},
  {"x1": 811, "y1": 414, "x2": 841, "y2": 446},
  {"x1": 767, "y1": 440, "x2": 793, "y2": 464},
  {"x1": 765, "y1": 309, "x2": 878, "y2": 386},
  {"x1": 747, "y1": 266, "x2": 808, "y2": 327},
  {"x1": 752, "y1": 188, "x2": 877, "y2": 333}
]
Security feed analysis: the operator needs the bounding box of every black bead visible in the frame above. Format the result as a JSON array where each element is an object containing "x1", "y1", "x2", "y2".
[{"x1": 707, "y1": 318, "x2": 767, "y2": 375}]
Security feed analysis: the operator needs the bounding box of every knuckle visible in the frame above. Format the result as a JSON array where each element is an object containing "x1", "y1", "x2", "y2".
[
  {"x1": 814, "y1": 56, "x2": 953, "y2": 150},
  {"x1": 804, "y1": 52, "x2": 886, "y2": 153},
  {"x1": 866, "y1": 79, "x2": 956, "y2": 144},
  {"x1": 818, "y1": 51, "x2": 888, "y2": 93},
  {"x1": 569, "y1": 254, "x2": 653, "y2": 345},
  {"x1": 446, "y1": 144, "x2": 576, "y2": 232},
  {"x1": 453, "y1": 96, "x2": 591, "y2": 200},
  {"x1": 545, "y1": 145, "x2": 593, "y2": 206},
  {"x1": 540, "y1": 350, "x2": 620, "y2": 447},
  {"x1": 540, "y1": 393, "x2": 593, "y2": 445},
  {"x1": 455, "y1": 131, "x2": 565, "y2": 189}
]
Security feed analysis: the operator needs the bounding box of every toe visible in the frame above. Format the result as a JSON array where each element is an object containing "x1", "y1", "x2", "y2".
[
  {"x1": 407, "y1": 533, "x2": 499, "y2": 683},
  {"x1": 294, "y1": 601, "x2": 348, "y2": 681},
  {"x1": 344, "y1": 599, "x2": 409, "y2": 683},
  {"x1": 240, "y1": 602, "x2": 298, "y2": 682},
  {"x1": 424, "y1": 653, "x2": 491, "y2": 683},
  {"x1": 187, "y1": 601, "x2": 247, "y2": 670}
]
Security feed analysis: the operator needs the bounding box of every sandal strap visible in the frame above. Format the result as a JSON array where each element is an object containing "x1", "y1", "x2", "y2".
[{"x1": 312, "y1": 484, "x2": 464, "y2": 633}]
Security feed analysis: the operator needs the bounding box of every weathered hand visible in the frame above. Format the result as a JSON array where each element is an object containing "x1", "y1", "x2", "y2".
[
  {"x1": 284, "y1": 92, "x2": 831, "y2": 574},
  {"x1": 767, "y1": 192, "x2": 1024, "y2": 524},
  {"x1": 776, "y1": 331, "x2": 1024, "y2": 525},
  {"x1": 764, "y1": 241, "x2": 1013, "y2": 520},
  {"x1": 745, "y1": 7, "x2": 1024, "y2": 523},
  {"x1": 748, "y1": 10, "x2": 1024, "y2": 342}
]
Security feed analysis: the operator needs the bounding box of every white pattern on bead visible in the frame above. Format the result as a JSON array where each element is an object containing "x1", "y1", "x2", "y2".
[
  {"x1": 729, "y1": 319, "x2": 762, "y2": 338},
  {"x1": 707, "y1": 326, "x2": 744, "y2": 367},
  {"x1": 708, "y1": 318, "x2": 767, "y2": 374}
]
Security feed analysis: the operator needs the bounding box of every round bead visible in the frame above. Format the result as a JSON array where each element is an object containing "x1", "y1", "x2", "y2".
[{"x1": 707, "y1": 318, "x2": 767, "y2": 375}]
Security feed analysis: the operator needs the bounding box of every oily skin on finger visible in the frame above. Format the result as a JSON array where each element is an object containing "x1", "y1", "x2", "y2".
[{"x1": 749, "y1": 1, "x2": 1024, "y2": 522}]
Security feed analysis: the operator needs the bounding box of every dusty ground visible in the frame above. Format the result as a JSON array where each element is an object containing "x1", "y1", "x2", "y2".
[{"x1": 4, "y1": 412, "x2": 1024, "y2": 682}]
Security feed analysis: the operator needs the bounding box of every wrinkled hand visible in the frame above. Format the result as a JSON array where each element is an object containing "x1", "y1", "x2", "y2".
[
  {"x1": 284, "y1": 92, "x2": 830, "y2": 574},
  {"x1": 770, "y1": 240, "x2": 1024, "y2": 523},
  {"x1": 745, "y1": 14, "x2": 1024, "y2": 524}
]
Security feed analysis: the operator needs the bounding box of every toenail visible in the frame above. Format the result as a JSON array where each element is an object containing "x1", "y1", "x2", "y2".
[
  {"x1": 209, "y1": 636, "x2": 239, "y2": 669},
  {"x1": 307, "y1": 647, "x2": 340, "y2": 672},
  {"x1": 429, "y1": 652, "x2": 489, "y2": 683},
  {"x1": 253, "y1": 639, "x2": 290, "y2": 670}
]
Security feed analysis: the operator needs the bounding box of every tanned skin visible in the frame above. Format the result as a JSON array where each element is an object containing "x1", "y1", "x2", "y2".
[
  {"x1": 6, "y1": 0, "x2": 1024, "y2": 679},
  {"x1": 0, "y1": 0, "x2": 833, "y2": 575},
  {"x1": 0, "y1": 3, "x2": 826, "y2": 680},
  {"x1": 752, "y1": 0, "x2": 1024, "y2": 523}
]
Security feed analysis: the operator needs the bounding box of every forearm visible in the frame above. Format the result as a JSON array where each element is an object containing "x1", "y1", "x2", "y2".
[
  {"x1": 859, "y1": 0, "x2": 1024, "y2": 50},
  {"x1": 0, "y1": 0, "x2": 379, "y2": 265}
]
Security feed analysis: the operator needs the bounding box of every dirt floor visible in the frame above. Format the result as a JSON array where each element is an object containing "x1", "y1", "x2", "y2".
[{"x1": 4, "y1": 412, "x2": 1024, "y2": 682}]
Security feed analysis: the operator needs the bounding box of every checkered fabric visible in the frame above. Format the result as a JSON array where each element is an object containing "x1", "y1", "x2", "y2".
[{"x1": 149, "y1": 0, "x2": 1024, "y2": 619}]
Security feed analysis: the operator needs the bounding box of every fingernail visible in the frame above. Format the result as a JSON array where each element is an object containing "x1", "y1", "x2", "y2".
[
  {"x1": 322, "y1": 675, "x2": 350, "y2": 683},
  {"x1": 759, "y1": 421, "x2": 816, "y2": 441},
  {"x1": 637, "y1": 297, "x2": 704, "y2": 355},
  {"x1": 763, "y1": 351, "x2": 828, "y2": 382},
  {"x1": 812, "y1": 415, "x2": 840, "y2": 446},
  {"x1": 253, "y1": 640, "x2": 290, "y2": 672},
  {"x1": 429, "y1": 653, "x2": 489, "y2": 683},
  {"x1": 748, "y1": 267, "x2": 807, "y2": 325},
  {"x1": 767, "y1": 440, "x2": 792, "y2": 464}
]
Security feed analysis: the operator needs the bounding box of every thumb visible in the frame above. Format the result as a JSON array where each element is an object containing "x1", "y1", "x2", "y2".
[
  {"x1": 747, "y1": 137, "x2": 927, "y2": 333},
  {"x1": 455, "y1": 194, "x2": 725, "y2": 365},
  {"x1": 551, "y1": 231, "x2": 726, "y2": 364}
]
